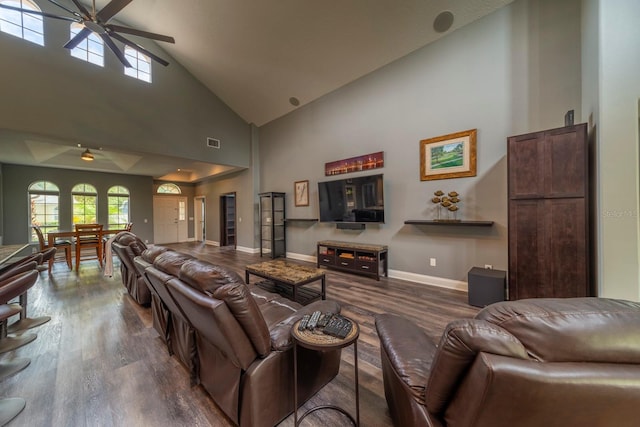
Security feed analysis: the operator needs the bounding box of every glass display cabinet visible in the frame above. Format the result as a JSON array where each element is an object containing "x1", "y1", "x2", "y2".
[{"x1": 259, "y1": 192, "x2": 286, "y2": 258}]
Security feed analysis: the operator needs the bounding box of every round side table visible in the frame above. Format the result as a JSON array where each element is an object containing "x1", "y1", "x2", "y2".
[{"x1": 291, "y1": 317, "x2": 360, "y2": 426}]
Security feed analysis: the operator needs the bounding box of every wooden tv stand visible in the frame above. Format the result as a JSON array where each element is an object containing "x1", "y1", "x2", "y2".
[{"x1": 317, "y1": 240, "x2": 388, "y2": 281}]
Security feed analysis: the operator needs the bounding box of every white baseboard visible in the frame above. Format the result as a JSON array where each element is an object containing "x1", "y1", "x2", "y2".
[
  {"x1": 286, "y1": 252, "x2": 316, "y2": 263},
  {"x1": 284, "y1": 252, "x2": 468, "y2": 292},
  {"x1": 388, "y1": 269, "x2": 468, "y2": 292},
  {"x1": 205, "y1": 240, "x2": 220, "y2": 246},
  {"x1": 237, "y1": 245, "x2": 260, "y2": 254}
]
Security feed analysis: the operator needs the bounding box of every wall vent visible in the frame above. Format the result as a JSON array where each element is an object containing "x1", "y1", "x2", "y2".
[{"x1": 207, "y1": 137, "x2": 221, "y2": 148}]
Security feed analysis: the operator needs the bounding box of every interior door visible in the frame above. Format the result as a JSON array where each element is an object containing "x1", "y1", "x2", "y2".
[
  {"x1": 153, "y1": 196, "x2": 188, "y2": 244},
  {"x1": 194, "y1": 196, "x2": 205, "y2": 242}
]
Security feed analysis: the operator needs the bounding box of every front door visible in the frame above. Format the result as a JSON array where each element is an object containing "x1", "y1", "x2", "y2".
[{"x1": 153, "y1": 196, "x2": 188, "y2": 244}]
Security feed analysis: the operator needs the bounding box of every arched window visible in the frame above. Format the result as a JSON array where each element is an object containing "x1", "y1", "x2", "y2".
[
  {"x1": 0, "y1": 0, "x2": 44, "y2": 46},
  {"x1": 107, "y1": 185, "x2": 129, "y2": 229},
  {"x1": 69, "y1": 22, "x2": 104, "y2": 66},
  {"x1": 72, "y1": 183, "x2": 97, "y2": 224},
  {"x1": 28, "y1": 180, "x2": 60, "y2": 242},
  {"x1": 157, "y1": 183, "x2": 181, "y2": 194},
  {"x1": 124, "y1": 46, "x2": 151, "y2": 83}
]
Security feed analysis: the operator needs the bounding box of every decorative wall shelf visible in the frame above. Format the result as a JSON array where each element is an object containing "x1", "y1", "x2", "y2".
[
  {"x1": 404, "y1": 220, "x2": 494, "y2": 227},
  {"x1": 284, "y1": 218, "x2": 319, "y2": 222}
]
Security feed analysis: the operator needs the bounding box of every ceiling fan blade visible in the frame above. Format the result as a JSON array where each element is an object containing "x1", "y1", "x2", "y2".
[
  {"x1": 99, "y1": 33, "x2": 132, "y2": 68},
  {"x1": 63, "y1": 26, "x2": 92, "y2": 50},
  {"x1": 68, "y1": 0, "x2": 92, "y2": 19},
  {"x1": 109, "y1": 32, "x2": 169, "y2": 67},
  {"x1": 106, "y1": 24, "x2": 175, "y2": 44},
  {"x1": 0, "y1": 4, "x2": 79, "y2": 22},
  {"x1": 96, "y1": 0, "x2": 133, "y2": 23},
  {"x1": 46, "y1": 0, "x2": 82, "y2": 19}
]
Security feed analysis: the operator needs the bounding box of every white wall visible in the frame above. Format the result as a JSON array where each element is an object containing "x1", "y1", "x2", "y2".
[
  {"x1": 593, "y1": 0, "x2": 640, "y2": 300},
  {"x1": 258, "y1": 0, "x2": 582, "y2": 286}
]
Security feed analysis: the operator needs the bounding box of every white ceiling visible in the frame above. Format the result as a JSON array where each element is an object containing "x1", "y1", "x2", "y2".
[{"x1": 0, "y1": 0, "x2": 513, "y2": 182}]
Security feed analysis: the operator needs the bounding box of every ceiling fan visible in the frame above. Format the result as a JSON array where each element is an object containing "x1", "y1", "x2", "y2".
[{"x1": 0, "y1": 0, "x2": 175, "y2": 67}]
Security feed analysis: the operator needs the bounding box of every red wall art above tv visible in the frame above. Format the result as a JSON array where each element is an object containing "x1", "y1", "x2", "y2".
[{"x1": 325, "y1": 151, "x2": 384, "y2": 176}]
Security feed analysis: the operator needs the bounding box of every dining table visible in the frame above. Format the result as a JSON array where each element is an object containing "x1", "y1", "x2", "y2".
[{"x1": 46, "y1": 228, "x2": 129, "y2": 248}]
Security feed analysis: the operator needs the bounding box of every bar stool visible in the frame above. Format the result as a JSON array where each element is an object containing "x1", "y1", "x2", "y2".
[
  {"x1": 0, "y1": 270, "x2": 39, "y2": 353},
  {"x1": 0, "y1": 257, "x2": 51, "y2": 333},
  {"x1": 0, "y1": 303, "x2": 30, "y2": 380}
]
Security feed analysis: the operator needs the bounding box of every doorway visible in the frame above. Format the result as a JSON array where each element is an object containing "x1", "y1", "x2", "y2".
[
  {"x1": 220, "y1": 192, "x2": 236, "y2": 248},
  {"x1": 194, "y1": 196, "x2": 206, "y2": 242},
  {"x1": 153, "y1": 196, "x2": 188, "y2": 244}
]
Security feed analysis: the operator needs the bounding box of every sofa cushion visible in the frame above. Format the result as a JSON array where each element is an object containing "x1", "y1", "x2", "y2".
[
  {"x1": 477, "y1": 297, "x2": 640, "y2": 363},
  {"x1": 153, "y1": 251, "x2": 195, "y2": 276},
  {"x1": 179, "y1": 259, "x2": 244, "y2": 294},
  {"x1": 141, "y1": 245, "x2": 172, "y2": 263},
  {"x1": 213, "y1": 282, "x2": 271, "y2": 357}
]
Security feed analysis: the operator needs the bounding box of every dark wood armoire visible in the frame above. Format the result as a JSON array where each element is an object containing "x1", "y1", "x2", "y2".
[{"x1": 507, "y1": 123, "x2": 591, "y2": 299}]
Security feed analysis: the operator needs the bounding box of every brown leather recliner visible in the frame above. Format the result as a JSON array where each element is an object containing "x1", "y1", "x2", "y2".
[
  {"x1": 111, "y1": 231, "x2": 149, "y2": 305},
  {"x1": 133, "y1": 245, "x2": 174, "y2": 342},
  {"x1": 375, "y1": 297, "x2": 640, "y2": 427},
  {"x1": 162, "y1": 257, "x2": 342, "y2": 427},
  {"x1": 143, "y1": 250, "x2": 198, "y2": 383}
]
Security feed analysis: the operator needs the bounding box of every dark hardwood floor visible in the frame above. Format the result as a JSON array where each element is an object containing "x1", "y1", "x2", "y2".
[{"x1": 2, "y1": 243, "x2": 478, "y2": 426}]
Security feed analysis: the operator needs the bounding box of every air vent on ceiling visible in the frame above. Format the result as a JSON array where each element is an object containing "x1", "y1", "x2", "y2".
[{"x1": 207, "y1": 137, "x2": 221, "y2": 149}]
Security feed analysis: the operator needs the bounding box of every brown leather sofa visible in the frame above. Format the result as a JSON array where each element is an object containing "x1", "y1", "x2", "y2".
[
  {"x1": 375, "y1": 297, "x2": 640, "y2": 427},
  {"x1": 110, "y1": 231, "x2": 149, "y2": 305},
  {"x1": 133, "y1": 245, "x2": 174, "y2": 343},
  {"x1": 138, "y1": 248, "x2": 342, "y2": 427}
]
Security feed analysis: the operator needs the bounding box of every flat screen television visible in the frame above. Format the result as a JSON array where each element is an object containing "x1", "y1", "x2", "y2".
[{"x1": 318, "y1": 174, "x2": 385, "y2": 223}]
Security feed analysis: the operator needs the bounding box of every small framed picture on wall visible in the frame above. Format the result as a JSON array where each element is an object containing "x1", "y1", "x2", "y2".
[{"x1": 294, "y1": 180, "x2": 309, "y2": 206}]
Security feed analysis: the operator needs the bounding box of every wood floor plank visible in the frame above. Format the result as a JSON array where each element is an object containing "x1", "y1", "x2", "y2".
[{"x1": 1, "y1": 243, "x2": 479, "y2": 426}]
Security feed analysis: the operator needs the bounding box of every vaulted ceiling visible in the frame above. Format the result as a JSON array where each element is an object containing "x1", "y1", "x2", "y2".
[{"x1": 0, "y1": 0, "x2": 513, "y2": 181}]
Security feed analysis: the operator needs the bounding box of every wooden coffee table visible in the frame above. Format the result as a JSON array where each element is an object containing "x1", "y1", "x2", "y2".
[{"x1": 245, "y1": 260, "x2": 326, "y2": 305}]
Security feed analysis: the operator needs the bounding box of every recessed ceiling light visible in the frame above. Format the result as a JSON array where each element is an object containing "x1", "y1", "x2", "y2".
[
  {"x1": 433, "y1": 11, "x2": 454, "y2": 33},
  {"x1": 289, "y1": 97, "x2": 300, "y2": 107}
]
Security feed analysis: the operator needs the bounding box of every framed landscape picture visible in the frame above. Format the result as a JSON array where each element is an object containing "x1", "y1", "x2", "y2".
[{"x1": 420, "y1": 129, "x2": 477, "y2": 181}]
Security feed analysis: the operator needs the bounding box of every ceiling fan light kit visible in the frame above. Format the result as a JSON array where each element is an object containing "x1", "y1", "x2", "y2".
[
  {"x1": 81, "y1": 149, "x2": 94, "y2": 161},
  {"x1": 0, "y1": 0, "x2": 175, "y2": 67}
]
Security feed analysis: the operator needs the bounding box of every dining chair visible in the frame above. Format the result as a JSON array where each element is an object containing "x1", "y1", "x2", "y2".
[
  {"x1": 74, "y1": 224, "x2": 104, "y2": 272},
  {"x1": 32, "y1": 225, "x2": 72, "y2": 270},
  {"x1": 125, "y1": 222, "x2": 133, "y2": 232}
]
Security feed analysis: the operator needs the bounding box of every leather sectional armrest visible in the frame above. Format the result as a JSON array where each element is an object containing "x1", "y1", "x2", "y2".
[{"x1": 375, "y1": 313, "x2": 436, "y2": 405}]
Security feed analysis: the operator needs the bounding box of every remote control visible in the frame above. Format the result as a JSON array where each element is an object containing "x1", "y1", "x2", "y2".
[
  {"x1": 336, "y1": 319, "x2": 353, "y2": 338},
  {"x1": 317, "y1": 312, "x2": 331, "y2": 328},
  {"x1": 298, "y1": 314, "x2": 310, "y2": 331},
  {"x1": 307, "y1": 311, "x2": 321, "y2": 329}
]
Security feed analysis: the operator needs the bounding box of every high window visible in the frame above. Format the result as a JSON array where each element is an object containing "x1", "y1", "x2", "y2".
[
  {"x1": 28, "y1": 180, "x2": 60, "y2": 242},
  {"x1": 107, "y1": 185, "x2": 129, "y2": 229},
  {"x1": 157, "y1": 183, "x2": 181, "y2": 194},
  {"x1": 69, "y1": 22, "x2": 104, "y2": 66},
  {"x1": 72, "y1": 183, "x2": 97, "y2": 224},
  {"x1": 124, "y1": 46, "x2": 151, "y2": 83},
  {"x1": 0, "y1": 0, "x2": 44, "y2": 46}
]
